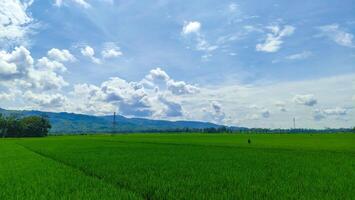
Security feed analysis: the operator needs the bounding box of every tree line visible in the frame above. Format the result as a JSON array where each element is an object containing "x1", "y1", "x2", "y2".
[
  {"x1": 0, "y1": 114, "x2": 51, "y2": 138},
  {"x1": 108, "y1": 126, "x2": 355, "y2": 134}
]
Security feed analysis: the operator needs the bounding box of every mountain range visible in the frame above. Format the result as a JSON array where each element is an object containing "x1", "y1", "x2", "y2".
[{"x1": 0, "y1": 108, "x2": 243, "y2": 134}]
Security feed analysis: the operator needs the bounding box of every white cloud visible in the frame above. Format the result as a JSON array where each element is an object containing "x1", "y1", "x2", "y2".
[
  {"x1": 181, "y1": 21, "x2": 218, "y2": 59},
  {"x1": 54, "y1": 0, "x2": 90, "y2": 8},
  {"x1": 167, "y1": 80, "x2": 199, "y2": 95},
  {"x1": 69, "y1": 67, "x2": 198, "y2": 118},
  {"x1": 143, "y1": 67, "x2": 199, "y2": 95},
  {"x1": 0, "y1": 46, "x2": 68, "y2": 91},
  {"x1": 81, "y1": 45, "x2": 100, "y2": 64},
  {"x1": 313, "y1": 107, "x2": 348, "y2": 121},
  {"x1": 293, "y1": 94, "x2": 317, "y2": 106},
  {"x1": 286, "y1": 51, "x2": 312, "y2": 60},
  {"x1": 256, "y1": 25, "x2": 295, "y2": 53},
  {"x1": 24, "y1": 91, "x2": 67, "y2": 108},
  {"x1": 196, "y1": 37, "x2": 218, "y2": 53},
  {"x1": 47, "y1": 48, "x2": 76, "y2": 62},
  {"x1": 144, "y1": 67, "x2": 170, "y2": 84},
  {"x1": 101, "y1": 42, "x2": 123, "y2": 59},
  {"x1": 101, "y1": 48, "x2": 122, "y2": 59},
  {"x1": 0, "y1": 0, "x2": 35, "y2": 46},
  {"x1": 0, "y1": 59, "x2": 18, "y2": 76},
  {"x1": 319, "y1": 24, "x2": 354, "y2": 47},
  {"x1": 1, "y1": 46, "x2": 354, "y2": 128},
  {"x1": 182, "y1": 21, "x2": 201, "y2": 35},
  {"x1": 37, "y1": 57, "x2": 67, "y2": 72},
  {"x1": 0, "y1": 46, "x2": 33, "y2": 80}
]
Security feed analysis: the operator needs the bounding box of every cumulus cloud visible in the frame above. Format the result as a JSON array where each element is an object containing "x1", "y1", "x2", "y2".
[
  {"x1": 36, "y1": 57, "x2": 67, "y2": 72},
  {"x1": 293, "y1": 94, "x2": 317, "y2": 106},
  {"x1": 182, "y1": 21, "x2": 201, "y2": 35},
  {"x1": 256, "y1": 25, "x2": 295, "y2": 52},
  {"x1": 167, "y1": 80, "x2": 199, "y2": 95},
  {"x1": 143, "y1": 68, "x2": 199, "y2": 95},
  {"x1": 47, "y1": 48, "x2": 76, "y2": 62},
  {"x1": 81, "y1": 45, "x2": 100, "y2": 64},
  {"x1": 69, "y1": 68, "x2": 198, "y2": 118},
  {"x1": 24, "y1": 91, "x2": 67, "y2": 108},
  {"x1": 0, "y1": 59, "x2": 18, "y2": 76},
  {"x1": 158, "y1": 96, "x2": 183, "y2": 117},
  {"x1": 0, "y1": 46, "x2": 68, "y2": 91},
  {"x1": 0, "y1": 46, "x2": 33, "y2": 80},
  {"x1": 319, "y1": 24, "x2": 354, "y2": 47},
  {"x1": 0, "y1": 0, "x2": 36, "y2": 46},
  {"x1": 144, "y1": 67, "x2": 170, "y2": 83}
]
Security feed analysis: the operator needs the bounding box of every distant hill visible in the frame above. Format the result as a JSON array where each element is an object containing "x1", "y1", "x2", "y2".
[{"x1": 0, "y1": 108, "x2": 243, "y2": 134}]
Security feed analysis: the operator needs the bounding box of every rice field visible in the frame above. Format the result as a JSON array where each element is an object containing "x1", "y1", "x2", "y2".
[{"x1": 1, "y1": 133, "x2": 354, "y2": 199}]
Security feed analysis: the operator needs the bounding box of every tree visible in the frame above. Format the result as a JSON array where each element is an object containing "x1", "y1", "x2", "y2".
[
  {"x1": 0, "y1": 115, "x2": 51, "y2": 138},
  {"x1": 20, "y1": 116, "x2": 51, "y2": 137},
  {"x1": 0, "y1": 114, "x2": 6, "y2": 138}
]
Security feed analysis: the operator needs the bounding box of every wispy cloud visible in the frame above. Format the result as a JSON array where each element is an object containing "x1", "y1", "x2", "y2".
[
  {"x1": 54, "y1": 0, "x2": 91, "y2": 9},
  {"x1": 181, "y1": 21, "x2": 218, "y2": 60},
  {"x1": 256, "y1": 25, "x2": 295, "y2": 53},
  {"x1": 286, "y1": 51, "x2": 312, "y2": 60},
  {"x1": 319, "y1": 24, "x2": 354, "y2": 47}
]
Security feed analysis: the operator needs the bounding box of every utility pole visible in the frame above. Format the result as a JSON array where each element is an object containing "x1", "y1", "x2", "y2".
[{"x1": 112, "y1": 112, "x2": 117, "y2": 134}]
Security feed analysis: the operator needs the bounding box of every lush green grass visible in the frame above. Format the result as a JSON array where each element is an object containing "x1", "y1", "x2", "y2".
[
  {"x1": 1, "y1": 133, "x2": 355, "y2": 199},
  {"x1": 0, "y1": 140, "x2": 140, "y2": 200}
]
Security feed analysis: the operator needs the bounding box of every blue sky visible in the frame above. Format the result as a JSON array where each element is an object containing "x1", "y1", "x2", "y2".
[{"x1": 0, "y1": 0, "x2": 354, "y2": 128}]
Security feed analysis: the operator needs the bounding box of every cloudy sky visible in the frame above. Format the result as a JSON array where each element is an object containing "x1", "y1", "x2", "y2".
[{"x1": 0, "y1": 0, "x2": 354, "y2": 128}]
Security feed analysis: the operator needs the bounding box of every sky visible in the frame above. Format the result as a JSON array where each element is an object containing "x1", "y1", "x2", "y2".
[{"x1": 0, "y1": 0, "x2": 354, "y2": 129}]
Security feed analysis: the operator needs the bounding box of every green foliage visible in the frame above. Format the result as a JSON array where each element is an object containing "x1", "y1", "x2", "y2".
[
  {"x1": 0, "y1": 115, "x2": 51, "y2": 137},
  {"x1": 2, "y1": 133, "x2": 354, "y2": 199}
]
